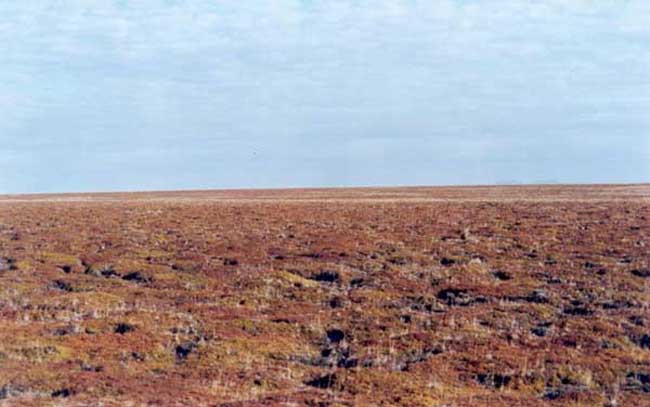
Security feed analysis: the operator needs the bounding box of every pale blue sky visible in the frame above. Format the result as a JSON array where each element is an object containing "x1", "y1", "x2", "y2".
[{"x1": 1, "y1": 1, "x2": 649, "y2": 193}]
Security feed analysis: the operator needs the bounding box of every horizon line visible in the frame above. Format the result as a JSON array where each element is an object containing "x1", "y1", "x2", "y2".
[{"x1": 2, "y1": 181, "x2": 649, "y2": 198}]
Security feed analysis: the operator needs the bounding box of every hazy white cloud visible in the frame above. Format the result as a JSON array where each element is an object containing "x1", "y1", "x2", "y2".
[{"x1": 0, "y1": 1, "x2": 648, "y2": 192}]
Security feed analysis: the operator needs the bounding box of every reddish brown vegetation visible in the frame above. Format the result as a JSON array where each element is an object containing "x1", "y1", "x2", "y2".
[{"x1": 0, "y1": 185, "x2": 648, "y2": 406}]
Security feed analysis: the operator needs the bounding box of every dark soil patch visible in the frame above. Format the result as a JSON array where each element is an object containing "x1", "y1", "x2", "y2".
[
  {"x1": 310, "y1": 271, "x2": 340, "y2": 283},
  {"x1": 305, "y1": 373, "x2": 337, "y2": 389},
  {"x1": 122, "y1": 271, "x2": 152, "y2": 284},
  {"x1": 114, "y1": 323, "x2": 135, "y2": 335}
]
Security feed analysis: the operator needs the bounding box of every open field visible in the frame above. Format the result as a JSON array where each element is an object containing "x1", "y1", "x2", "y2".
[{"x1": 0, "y1": 184, "x2": 649, "y2": 406}]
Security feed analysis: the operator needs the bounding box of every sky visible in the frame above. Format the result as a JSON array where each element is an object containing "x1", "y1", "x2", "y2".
[{"x1": 1, "y1": 1, "x2": 649, "y2": 193}]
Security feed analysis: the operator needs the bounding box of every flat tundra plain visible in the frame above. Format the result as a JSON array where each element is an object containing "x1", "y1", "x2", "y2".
[{"x1": 0, "y1": 185, "x2": 649, "y2": 406}]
